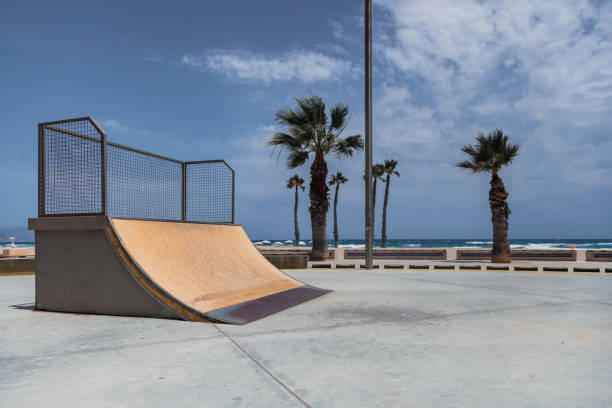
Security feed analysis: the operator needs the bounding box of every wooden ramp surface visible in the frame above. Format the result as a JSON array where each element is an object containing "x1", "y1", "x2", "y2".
[{"x1": 109, "y1": 218, "x2": 329, "y2": 324}]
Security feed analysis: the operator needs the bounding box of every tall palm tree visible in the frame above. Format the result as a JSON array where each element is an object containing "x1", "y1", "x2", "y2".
[
  {"x1": 457, "y1": 129, "x2": 519, "y2": 263},
  {"x1": 381, "y1": 159, "x2": 400, "y2": 248},
  {"x1": 286, "y1": 174, "x2": 305, "y2": 247},
  {"x1": 328, "y1": 172, "x2": 348, "y2": 248},
  {"x1": 269, "y1": 95, "x2": 363, "y2": 260},
  {"x1": 364, "y1": 163, "x2": 385, "y2": 240}
]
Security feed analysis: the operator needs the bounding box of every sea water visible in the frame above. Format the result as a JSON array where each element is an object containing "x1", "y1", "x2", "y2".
[{"x1": 252, "y1": 238, "x2": 612, "y2": 250}]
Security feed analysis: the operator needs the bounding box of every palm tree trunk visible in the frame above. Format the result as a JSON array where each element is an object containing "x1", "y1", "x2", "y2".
[
  {"x1": 333, "y1": 184, "x2": 339, "y2": 248},
  {"x1": 489, "y1": 173, "x2": 511, "y2": 263},
  {"x1": 381, "y1": 175, "x2": 391, "y2": 248},
  {"x1": 372, "y1": 178, "x2": 377, "y2": 243},
  {"x1": 294, "y1": 186, "x2": 300, "y2": 247},
  {"x1": 309, "y1": 154, "x2": 329, "y2": 260}
]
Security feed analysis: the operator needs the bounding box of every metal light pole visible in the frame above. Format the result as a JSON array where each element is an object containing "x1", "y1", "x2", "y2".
[{"x1": 364, "y1": 0, "x2": 374, "y2": 269}]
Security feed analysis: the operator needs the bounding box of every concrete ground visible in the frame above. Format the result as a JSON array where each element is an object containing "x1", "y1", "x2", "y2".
[{"x1": 1, "y1": 270, "x2": 611, "y2": 407}]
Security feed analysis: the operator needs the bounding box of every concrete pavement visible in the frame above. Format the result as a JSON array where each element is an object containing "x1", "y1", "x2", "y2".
[{"x1": 1, "y1": 270, "x2": 611, "y2": 407}]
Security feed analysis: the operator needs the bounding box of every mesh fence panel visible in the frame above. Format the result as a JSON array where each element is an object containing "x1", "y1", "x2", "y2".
[
  {"x1": 40, "y1": 117, "x2": 234, "y2": 223},
  {"x1": 42, "y1": 120, "x2": 103, "y2": 215},
  {"x1": 186, "y1": 161, "x2": 233, "y2": 223},
  {"x1": 107, "y1": 144, "x2": 182, "y2": 220}
]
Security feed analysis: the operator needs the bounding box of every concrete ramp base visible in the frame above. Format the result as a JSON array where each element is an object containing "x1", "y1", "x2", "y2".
[{"x1": 29, "y1": 216, "x2": 330, "y2": 324}]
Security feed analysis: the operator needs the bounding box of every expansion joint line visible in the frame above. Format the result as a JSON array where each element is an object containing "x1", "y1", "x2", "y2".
[{"x1": 213, "y1": 324, "x2": 311, "y2": 408}]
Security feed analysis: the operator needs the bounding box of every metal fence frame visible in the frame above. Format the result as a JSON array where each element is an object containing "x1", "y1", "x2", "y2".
[{"x1": 38, "y1": 116, "x2": 235, "y2": 224}]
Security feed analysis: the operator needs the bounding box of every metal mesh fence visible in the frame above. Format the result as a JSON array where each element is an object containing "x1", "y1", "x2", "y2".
[
  {"x1": 41, "y1": 119, "x2": 103, "y2": 215},
  {"x1": 107, "y1": 145, "x2": 182, "y2": 221},
  {"x1": 186, "y1": 161, "x2": 234, "y2": 223},
  {"x1": 39, "y1": 117, "x2": 234, "y2": 223}
]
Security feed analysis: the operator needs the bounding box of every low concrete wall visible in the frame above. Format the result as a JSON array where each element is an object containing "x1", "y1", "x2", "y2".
[
  {"x1": 513, "y1": 250, "x2": 576, "y2": 261},
  {"x1": 262, "y1": 254, "x2": 308, "y2": 269},
  {"x1": 457, "y1": 249, "x2": 577, "y2": 261},
  {"x1": 456, "y1": 249, "x2": 490, "y2": 260},
  {"x1": 345, "y1": 248, "x2": 447, "y2": 260},
  {"x1": 0, "y1": 257, "x2": 35, "y2": 274},
  {"x1": 259, "y1": 246, "x2": 598, "y2": 263},
  {"x1": 257, "y1": 247, "x2": 336, "y2": 260},
  {"x1": 1, "y1": 247, "x2": 35, "y2": 258},
  {"x1": 586, "y1": 250, "x2": 612, "y2": 262}
]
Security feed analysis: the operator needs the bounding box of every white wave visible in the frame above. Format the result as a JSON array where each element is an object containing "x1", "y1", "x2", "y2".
[
  {"x1": 466, "y1": 241, "x2": 492, "y2": 244},
  {"x1": 338, "y1": 244, "x2": 365, "y2": 248},
  {"x1": 454, "y1": 246, "x2": 487, "y2": 249},
  {"x1": 521, "y1": 244, "x2": 571, "y2": 250}
]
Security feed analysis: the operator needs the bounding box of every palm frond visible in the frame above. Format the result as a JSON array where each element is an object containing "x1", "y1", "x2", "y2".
[
  {"x1": 268, "y1": 132, "x2": 301, "y2": 151},
  {"x1": 270, "y1": 94, "x2": 360, "y2": 168},
  {"x1": 460, "y1": 145, "x2": 478, "y2": 158},
  {"x1": 374, "y1": 163, "x2": 385, "y2": 180},
  {"x1": 275, "y1": 107, "x2": 311, "y2": 129},
  {"x1": 334, "y1": 134, "x2": 364, "y2": 157},
  {"x1": 457, "y1": 129, "x2": 519, "y2": 174},
  {"x1": 286, "y1": 150, "x2": 309, "y2": 169},
  {"x1": 456, "y1": 160, "x2": 477, "y2": 171},
  {"x1": 286, "y1": 174, "x2": 305, "y2": 189},
  {"x1": 294, "y1": 94, "x2": 328, "y2": 128},
  {"x1": 329, "y1": 103, "x2": 349, "y2": 132},
  {"x1": 329, "y1": 171, "x2": 348, "y2": 185}
]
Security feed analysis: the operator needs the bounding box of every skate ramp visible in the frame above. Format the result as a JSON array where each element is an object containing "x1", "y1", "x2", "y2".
[{"x1": 107, "y1": 218, "x2": 330, "y2": 324}]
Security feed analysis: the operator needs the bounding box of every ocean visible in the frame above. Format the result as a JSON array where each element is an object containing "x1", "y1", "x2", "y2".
[
  {"x1": 252, "y1": 238, "x2": 612, "y2": 250},
  {"x1": 4, "y1": 239, "x2": 612, "y2": 250}
]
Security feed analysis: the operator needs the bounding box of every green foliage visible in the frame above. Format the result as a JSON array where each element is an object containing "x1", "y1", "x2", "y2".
[
  {"x1": 363, "y1": 163, "x2": 386, "y2": 181},
  {"x1": 457, "y1": 129, "x2": 520, "y2": 175},
  {"x1": 286, "y1": 174, "x2": 305, "y2": 191},
  {"x1": 269, "y1": 94, "x2": 363, "y2": 169},
  {"x1": 328, "y1": 172, "x2": 348, "y2": 186},
  {"x1": 383, "y1": 159, "x2": 400, "y2": 179}
]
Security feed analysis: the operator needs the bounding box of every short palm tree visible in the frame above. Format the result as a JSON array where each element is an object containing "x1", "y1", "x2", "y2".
[
  {"x1": 457, "y1": 129, "x2": 519, "y2": 263},
  {"x1": 328, "y1": 172, "x2": 348, "y2": 248},
  {"x1": 269, "y1": 95, "x2": 363, "y2": 260},
  {"x1": 364, "y1": 163, "x2": 385, "y2": 240},
  {"x1": 286, "y1": 174, "x2": 305, "y2": 247},
  {"x1": 381, "y1": 159, "x2": 400, "y2": 248}
]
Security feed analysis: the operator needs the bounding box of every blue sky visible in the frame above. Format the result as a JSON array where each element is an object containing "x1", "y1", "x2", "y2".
[{"x1": 1, "y1": 0, "x2": 611, "y2": 239}]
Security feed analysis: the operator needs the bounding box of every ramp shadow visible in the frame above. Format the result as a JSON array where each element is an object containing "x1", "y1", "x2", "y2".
[{"x1": 10, "y1": 303, "x2": 35, "y2": 310}]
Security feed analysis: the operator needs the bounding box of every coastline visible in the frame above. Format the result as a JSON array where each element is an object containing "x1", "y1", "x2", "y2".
[{"x1": 251, "y1": 238, "x2": 612, "y2": 250}]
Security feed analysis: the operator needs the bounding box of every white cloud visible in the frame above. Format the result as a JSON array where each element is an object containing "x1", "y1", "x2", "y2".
[
  {"x1": 316, "y1": 42, "x2": 350, "y2": 56},
  {"x1": 372, "y1": 0, "x2": 612, "y2": 188},
  {"x1": 256, "y1": 124, "x2": 277, "y2": 133},
  {"x1": 330, "y1": 21, "x2": 352, "y2": 41},
  {"x1": 181, "y1": 49, "x2": 353, "y2": 83},
  {"x1": 376, "y1": 0, "x2": 612, "y2": 124},
  {"x1": 100, "y1": 119, "x2": 128, "y2": 133},
  {"x1": 470, "y1": 98, "x2": 512, "y2": 116}
]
